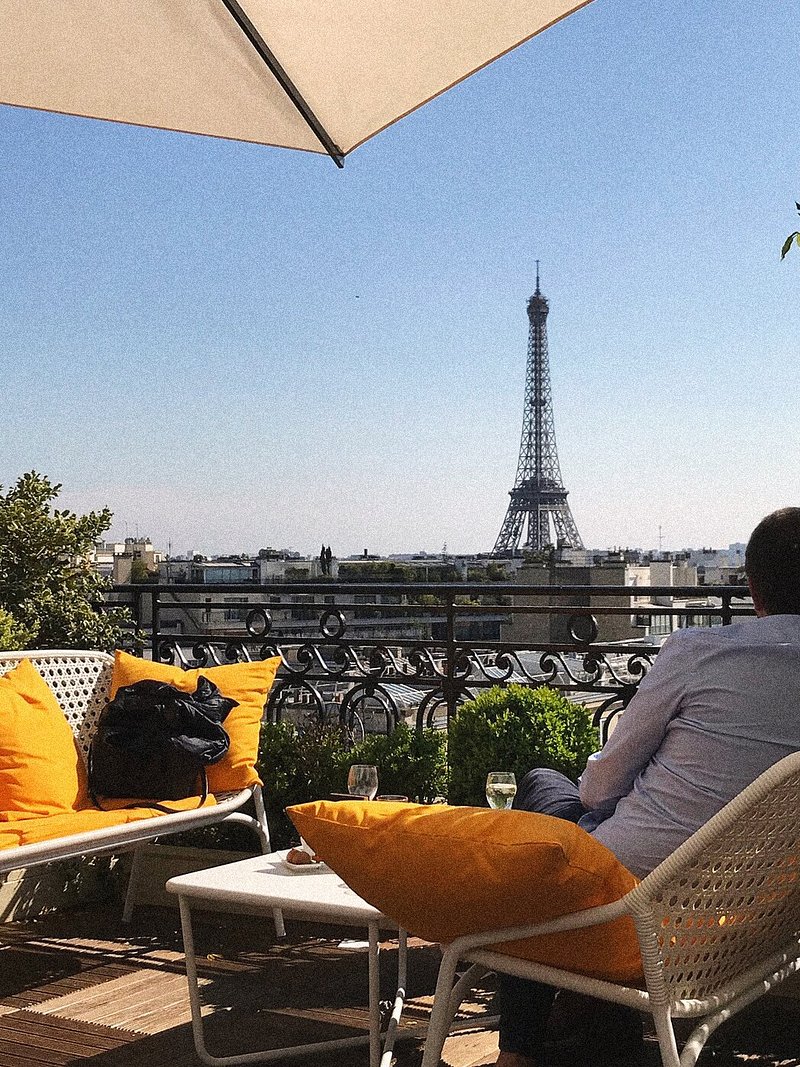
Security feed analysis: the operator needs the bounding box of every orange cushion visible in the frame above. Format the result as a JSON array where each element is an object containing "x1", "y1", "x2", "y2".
[
  {"x1": 289, "y1": 801, "x2": 642, "y2": 983},
  {"x1": 0, "y1": 660, "x2": 89, "y2": 820},
  {"x1": 0, "y1": 796, "x2": 216, "y2": 849},
  {"x1": 111, "y1": 650, "x2": 280, "y2": 791}
]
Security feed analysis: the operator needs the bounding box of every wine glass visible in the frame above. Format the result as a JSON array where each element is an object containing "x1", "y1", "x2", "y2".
[
  {"x1": 348, "y1": 764, "x2": 379, "y2": 800},
  {"x1": 486, "y1": 771, "x2": 517, "y2": 810}
]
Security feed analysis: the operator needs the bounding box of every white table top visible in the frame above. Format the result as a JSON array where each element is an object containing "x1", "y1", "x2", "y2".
[{"x1": 166, "y1": 850, "x2": 388, "y2": 926}]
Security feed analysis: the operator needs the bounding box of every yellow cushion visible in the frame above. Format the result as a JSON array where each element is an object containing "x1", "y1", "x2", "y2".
[
  {"x1": 0, "y1": 659, "x2": 89, "y2": 820},
  {"x1": 111, "y1": 650, "x2": 280, "y2": 791},
  {"x1": 289, "y1": 801, "x2": 642, "y2": 983}
]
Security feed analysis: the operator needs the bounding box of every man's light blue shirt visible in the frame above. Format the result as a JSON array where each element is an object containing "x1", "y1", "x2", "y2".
[{"x1": 578, "y1": 614, "x2": 800, "y2": 878}]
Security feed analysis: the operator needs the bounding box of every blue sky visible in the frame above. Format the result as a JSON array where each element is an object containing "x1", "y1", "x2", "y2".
[{"x1": 1, "y1": 0, "x2": 798, "y2": 557}]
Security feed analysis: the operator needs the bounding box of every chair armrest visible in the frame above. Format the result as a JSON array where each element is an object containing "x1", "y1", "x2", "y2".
[
  {"x1": 443, "y1": 895, "x2": 634, "y2": 958},
  {"x1": 0, "y1": 788, "x2": 256, "y2": 874}
]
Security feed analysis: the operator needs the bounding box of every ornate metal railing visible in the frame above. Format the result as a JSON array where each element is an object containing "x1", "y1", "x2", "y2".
[{"x1": 107, "y1": 581, "x2": 754, "y2": 743}]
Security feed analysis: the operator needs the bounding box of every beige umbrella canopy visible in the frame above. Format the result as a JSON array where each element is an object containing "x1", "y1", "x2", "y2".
[{"x1": 0, "y1": 0, "x2": 592, "y2": 166}]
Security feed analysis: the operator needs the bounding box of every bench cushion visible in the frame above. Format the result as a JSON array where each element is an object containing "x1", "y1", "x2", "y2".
[
  {"x1": 111, "y1": 651, "x2": 281, "y2": 792},
  {"x1": 0, "y1": 660, "x2": 89, "y2": 820},
  {"x1": 289, "y1": 799, "x2": 643, "y2": 982}
]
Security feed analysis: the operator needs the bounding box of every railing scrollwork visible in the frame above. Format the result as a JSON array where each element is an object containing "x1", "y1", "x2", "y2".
[{"x1": 110, "y1": 580, "x2": 752, "y2": 738}]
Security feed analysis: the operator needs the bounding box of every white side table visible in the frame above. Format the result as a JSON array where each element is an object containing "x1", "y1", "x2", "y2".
[{"x1": 167, "y1": 851, "x2": 408, "y2": 1067}]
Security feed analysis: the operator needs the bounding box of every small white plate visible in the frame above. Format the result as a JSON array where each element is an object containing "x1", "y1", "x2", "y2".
[{"x1": 279, "y1": 852, "x2": 328, "y2": 874}]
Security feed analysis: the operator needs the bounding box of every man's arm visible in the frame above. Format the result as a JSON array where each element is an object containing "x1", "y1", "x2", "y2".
[{"x1": 578, "y1": 629, "x2": 691, "y2": 811}]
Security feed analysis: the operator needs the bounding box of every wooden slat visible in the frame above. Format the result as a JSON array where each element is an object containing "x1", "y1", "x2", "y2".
[
  {"x1": 441, "y1": 1028, "x2": 499, "y2": 1067},
  {"x1": 0, "y1": 1026, "x2": 107, "y2": 1060},
  {"x1": 0, "y1": 946, "x2": 135, "y2": 1010},
  {"x1": 0, "y1": 1051, "x2": 51, "y2": 1067},
  {"x1": 0, "y1": 1039, "x2": 66, "y2": 1065},
  {"x1": 0, "y1": 1011, "x2": 123, "y2": 1050},
  {"x1": 63, "y1": 1028, "x2": 201, "y2": 1067},
  {"x1": 0, "y1": 1012, "x2": 193, "y2": 1067},
  {"x1": 33, "y1": 971, "x2": 203, "y2": 1034}
]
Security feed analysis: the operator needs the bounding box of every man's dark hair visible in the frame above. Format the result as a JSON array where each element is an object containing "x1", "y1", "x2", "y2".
[{"x1": 745, "y1": 508, "x2": 800, "y2": 615}]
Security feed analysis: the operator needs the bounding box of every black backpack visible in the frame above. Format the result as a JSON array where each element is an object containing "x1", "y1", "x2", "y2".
[{"x1": 89, "y1": 676, "x2": 237, "y2": 809}]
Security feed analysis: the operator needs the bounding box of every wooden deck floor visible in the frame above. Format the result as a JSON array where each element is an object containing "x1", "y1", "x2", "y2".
[{"x1": 1, "y1": 902, "x2": 799, "y2": 1066}]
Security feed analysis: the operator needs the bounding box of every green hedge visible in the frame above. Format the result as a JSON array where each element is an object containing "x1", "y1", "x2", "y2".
[
  {"x1": 170, "y1": 685, "x2": 595, "y2": 851},
  {"x1": 448, "y1": 684, "x2": 598, "y2": 806},
  {"x1": 258, "y1": 720, "x2": 447, "y2": 849}
]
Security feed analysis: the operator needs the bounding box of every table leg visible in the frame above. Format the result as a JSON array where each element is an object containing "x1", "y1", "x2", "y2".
[
  {"x1": 368, "y1": 922, "x2": 381, "y2": 1067},
  {"x1": 271, "y1": 907, "x2": 285, "y2": 939},
  {"x1": 380, "y1": 927, "x2": 408, "y2": 1067},
  {"x1": 179, "y1": 894, "x2": 215, "y2": 1065},
  {"x1": 178, "y1": 894, "x2": 373, "y2": 1066}
]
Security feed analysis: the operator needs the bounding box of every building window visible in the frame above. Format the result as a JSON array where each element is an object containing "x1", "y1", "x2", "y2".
[
  {"x1": 223, "y1": 596, "x2": 249, "y2": 622},
  {"x1": 650, "y1": 613, "x2": 673, "y2": 636}
]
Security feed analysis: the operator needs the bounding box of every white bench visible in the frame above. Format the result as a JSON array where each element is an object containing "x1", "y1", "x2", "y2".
[{"x1": 0, "y1": 649, "x2": 278, "y2": 926}]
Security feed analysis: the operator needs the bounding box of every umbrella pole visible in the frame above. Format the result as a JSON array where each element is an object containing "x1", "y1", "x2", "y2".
[{"x1": 219, "y1": 0, "x2": 345, "y2": 167}]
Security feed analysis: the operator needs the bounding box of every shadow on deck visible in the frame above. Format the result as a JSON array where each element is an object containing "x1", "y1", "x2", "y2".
[{"x1": 0, "y1": 903, "x2": 799, "y2": 1066}]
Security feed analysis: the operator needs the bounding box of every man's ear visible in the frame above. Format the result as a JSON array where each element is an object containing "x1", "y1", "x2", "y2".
[{"x1": 747, "y1": 576, "x2": 767, "y2": 617}]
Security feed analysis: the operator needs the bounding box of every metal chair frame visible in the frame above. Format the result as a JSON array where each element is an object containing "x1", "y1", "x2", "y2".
[{"x1": 421, "y1": 751, "x2": 800, "y2": 1067}]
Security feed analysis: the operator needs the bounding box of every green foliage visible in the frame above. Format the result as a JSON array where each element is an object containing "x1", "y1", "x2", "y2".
[
  {"x1": 522, "y1": 548, "x2": 555, "y2": 565},
  {"x1": 257, "y1": 719, "x2": 447, "y2": 849},
  {"x1": 261, "y1": 720, "x2": 349, "y2": 816},
  {"x1": 781, "y1": 202, "x2": 800, "y2": 260},
  {"x1": 338, "y1": 561, "x2": 414, "y2": 583},
  {"x1": 347, "y1": 724, "x2": 447, "y2": 804},
  {"x1": 422, "y1": 564, "x2": 461, "y2": 583},
  {"x1": 338, "y1": 561, "x2": 461, "y2": 584},
  {"x1": 448, "y1": 684, "x2": 599, "y2": 806},
  {"x1": 466, "y1": 564, "x2": 511, "y2": 583},
  {"x1": 0, "y1": 471, "x2": 130, "y2": 650},
  {"x1": 0, "y1": 607, "x2": 34, "y2": 651},
  {"x1": 129, "y1": 558, "x2": 158, "y2": 583}
]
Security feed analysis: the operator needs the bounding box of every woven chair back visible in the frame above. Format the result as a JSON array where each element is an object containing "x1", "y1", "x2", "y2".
[
  {"x1": 0, "y1": 650, "x2": 114, "y2": 769},
  {"x1": 632, "y1": 751, "x2": 800, "y2": 1003}
]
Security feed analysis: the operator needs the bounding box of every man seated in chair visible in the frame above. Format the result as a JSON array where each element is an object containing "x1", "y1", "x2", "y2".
[{"x1": 497, "y1": 507, "x2": 800, "y2": 1067}]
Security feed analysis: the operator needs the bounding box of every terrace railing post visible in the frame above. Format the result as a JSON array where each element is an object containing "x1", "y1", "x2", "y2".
[
  {"x1": 444, "y1": 590, "x2": 457, "y2": 730},
  {"x1": 151, "y1": 587, "x2": 160, "y2": 660},
  {"x1": 721, "y1": 588, "x2": 733, "y2": 626}
]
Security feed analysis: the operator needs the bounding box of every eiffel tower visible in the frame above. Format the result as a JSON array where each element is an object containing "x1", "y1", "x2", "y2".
[{"x1": 493, "y1": 268, "x2": 583, "y2": 554}]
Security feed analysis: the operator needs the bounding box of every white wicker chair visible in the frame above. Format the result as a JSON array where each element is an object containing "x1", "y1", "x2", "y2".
[
  {"x1": 0, "y1": 650, "x2": 282, "y2": 931},
  {"x1": 420, "y1": 750, "x2": 800, "y2": 1067}
]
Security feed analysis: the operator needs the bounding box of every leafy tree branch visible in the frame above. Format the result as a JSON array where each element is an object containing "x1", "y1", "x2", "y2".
[
  {"x1": 0, "y1": 471, "x2": 130, "y2": 650},
  {"x1": 781, "y1": 202, "x2": 800, "y2": 260}
]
